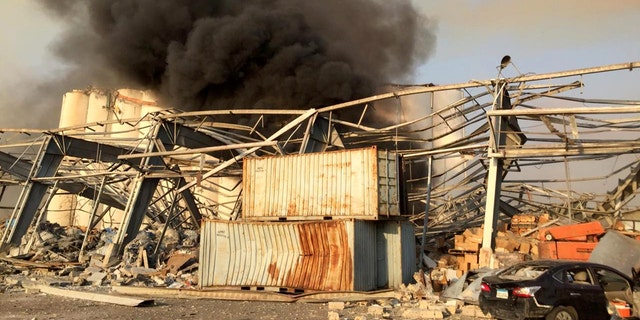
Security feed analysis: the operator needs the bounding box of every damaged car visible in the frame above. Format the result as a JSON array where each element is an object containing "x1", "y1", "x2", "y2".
[{"x1": 479, "y1": 260, "x2": 639, "y2": 320}]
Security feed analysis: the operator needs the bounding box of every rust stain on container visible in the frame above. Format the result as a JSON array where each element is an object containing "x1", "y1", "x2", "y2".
[
  {"x1": 243, "y1": 146, "x2": 400, "y2": 220},
  {"x1": 199, "y1": 219, "x2": 368, "y2": 291},
  {"x1": 267, "y1": 262, "x2": 279, "y2": 280}
]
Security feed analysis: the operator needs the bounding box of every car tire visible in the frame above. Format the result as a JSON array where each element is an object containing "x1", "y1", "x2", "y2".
[{"x1": 546, "y1": 306, "x2": 578, "y2": 320}]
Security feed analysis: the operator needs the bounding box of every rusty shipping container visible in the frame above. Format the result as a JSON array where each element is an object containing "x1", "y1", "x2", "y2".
[
  {"x1": 199, "y1": 219, "x2": 378, "y2": 291},
  {"x1": 198, "y1": 219, "x2": 417, "y2": 291},
  {"x1": 242, "y1": 146, "x2": 401, "y2": 220}
]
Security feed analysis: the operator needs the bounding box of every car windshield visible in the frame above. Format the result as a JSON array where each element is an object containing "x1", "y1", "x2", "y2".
[{"x1": 498, "y1": 264, "x2": 550, "y2": 280}]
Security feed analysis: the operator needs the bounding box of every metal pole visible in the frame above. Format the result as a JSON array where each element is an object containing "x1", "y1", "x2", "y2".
[
  {"x1": 154, "y1": 191, "x2": 180, "y2": 256},
  {"x1": 420, "y1": 156, "x2": 433, "y2": 269},
  {"x1": 79, "y1": 176, "x2": 107, "y2": 260},
  {"x1": 480, "y1": 82, "x2": 508, "y2": 268}
]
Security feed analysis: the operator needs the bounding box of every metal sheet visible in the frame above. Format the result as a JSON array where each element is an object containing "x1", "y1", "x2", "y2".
[
  {"x1": 589, "y1": 230, "x2": 640, "y2": 278},
  {"x1": 199, "y1": 219, "x2": 378, "y2": 291},
  {"x1": 242, "y1": 146, "x2": 400, "y2": 220},
  {"x1": 376, "y1": 220, "x2": 417, "y2": 289}
]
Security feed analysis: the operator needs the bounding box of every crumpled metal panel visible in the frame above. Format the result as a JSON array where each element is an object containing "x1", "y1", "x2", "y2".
[
  {"x1": 242, "y1": 146, "x2": 399, "y2": 220},
  {"x1": 589, "y1": 230, "x2": 640, "y2": 278},
  {"x1": 199, "y1": 219, "x2": 378, "y2": 291}
]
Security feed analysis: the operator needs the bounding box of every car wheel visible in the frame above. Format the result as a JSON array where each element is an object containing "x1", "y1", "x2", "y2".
[{"x1": 546, "y1": 306, "x2": 578, "y2": 320}]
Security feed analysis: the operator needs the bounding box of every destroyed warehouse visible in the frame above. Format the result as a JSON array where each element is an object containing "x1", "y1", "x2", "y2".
[{"x1": 1, "y1": 61, "x2": 640, "y2": 303}]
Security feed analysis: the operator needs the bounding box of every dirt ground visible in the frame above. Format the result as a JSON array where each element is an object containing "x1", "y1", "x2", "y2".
[
  {"x1": 0, "y1": 290, "x2": 329, "y2": 320},
  {"x1": 0, "y1": 288, "x2": 479, "y2": 320}
]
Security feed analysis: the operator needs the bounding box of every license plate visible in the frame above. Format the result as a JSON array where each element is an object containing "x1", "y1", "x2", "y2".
[{"x1": 496, "y1": 289, "x2": 508, "y2": 299}]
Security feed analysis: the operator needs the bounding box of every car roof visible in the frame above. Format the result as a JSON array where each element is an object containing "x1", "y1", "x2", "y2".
[{"x1": 509, "y1": 260, "x2": 630, "y2": 278}]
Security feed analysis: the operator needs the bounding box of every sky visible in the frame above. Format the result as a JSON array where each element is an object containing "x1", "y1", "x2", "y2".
[
  {"x1": 0, "y1": 0, "x2": 638, "y2": 129},
  {"x1": 412, "y1": 0, "x2": 640, "y2": 99}
]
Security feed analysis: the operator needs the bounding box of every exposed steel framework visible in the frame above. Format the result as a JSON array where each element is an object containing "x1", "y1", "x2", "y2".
[{"x1": 0, "y1": 61, "x2": 638, "y2": 261}]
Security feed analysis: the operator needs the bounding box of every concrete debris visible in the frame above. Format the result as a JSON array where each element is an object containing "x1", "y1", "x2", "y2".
[
  {"x1": 2, "y1": 212, "x2": 640, "y2": 320},
  {"x1": 0, "y1": 221, "x2": 200, "y2": 292}
]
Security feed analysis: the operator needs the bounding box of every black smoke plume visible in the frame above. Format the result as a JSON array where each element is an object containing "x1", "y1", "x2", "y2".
[{"x1": 38, "y1": 0, "x2": 435, "y2": 111}]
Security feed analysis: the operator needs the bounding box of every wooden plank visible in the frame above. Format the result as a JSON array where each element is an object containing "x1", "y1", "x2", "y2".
[
  {"x1": 111, "y1": 286, "x2": 297, "y2": 302},
  {"x1": 34, "y1": 285, "x2": 154, "y2": 307}
]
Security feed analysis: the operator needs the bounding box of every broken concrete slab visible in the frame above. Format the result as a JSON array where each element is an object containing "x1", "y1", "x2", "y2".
[{"x1": 35, "y1": 284, "x2": 154, "y2": 307}]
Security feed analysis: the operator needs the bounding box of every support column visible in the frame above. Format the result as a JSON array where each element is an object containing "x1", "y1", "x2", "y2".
[{"x1": 479, "y1": 82, "x2": 508, "y2": 268}]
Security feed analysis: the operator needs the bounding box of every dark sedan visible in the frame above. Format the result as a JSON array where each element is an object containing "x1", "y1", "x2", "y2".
[{"x1": 479, "y1": 260, "x2": 638, "y2": 320}]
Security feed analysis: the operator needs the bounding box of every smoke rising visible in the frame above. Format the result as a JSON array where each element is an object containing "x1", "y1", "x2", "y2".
[{"x1": 38, "y1": 0, "x2": 435, "y2": 111}]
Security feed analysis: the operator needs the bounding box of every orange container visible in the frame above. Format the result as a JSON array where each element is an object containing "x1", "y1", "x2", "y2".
[{"x1": 612, "y1": 300, "x2": 631, "y2": 318}]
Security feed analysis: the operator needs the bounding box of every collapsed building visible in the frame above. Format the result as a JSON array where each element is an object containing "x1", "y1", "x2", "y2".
[{"x1": 0, "y1": 61, "x2": 639, "y2": 294}]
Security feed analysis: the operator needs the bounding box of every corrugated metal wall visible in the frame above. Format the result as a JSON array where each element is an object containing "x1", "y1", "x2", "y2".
[
  {"x1": 199, "y1": 219, "x2": 378, "y2": 291},
  {"x1": 198, "y1": 219, "x2": 416, "y2": 291},
  {"x1": 242, "y1": 146, "x2": 400, "y2": 220},
  {"x1": 375, "y1": 220, "x2": 417, "y2": 288}
]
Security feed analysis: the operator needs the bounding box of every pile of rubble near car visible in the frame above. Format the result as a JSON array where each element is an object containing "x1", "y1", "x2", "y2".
[{"x1": 423, "y1": 214, "x2": 630, "y2": 292}]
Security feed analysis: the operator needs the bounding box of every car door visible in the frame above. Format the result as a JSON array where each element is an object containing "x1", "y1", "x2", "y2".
[
  {"x1": 591, "y1": 266, "x2": 635, "y2": 317},
  {"x1": 555, "y1": 266, "x2": 609, "y2": 320}
]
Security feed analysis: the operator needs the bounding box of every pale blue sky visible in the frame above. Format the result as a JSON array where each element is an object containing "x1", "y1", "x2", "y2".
[
  {"x1": 0, "y1": 0, "x2": 638, "y2": 128},
  {"x1": 412, "y1": 0, "x2": 640, "y2": 99}
]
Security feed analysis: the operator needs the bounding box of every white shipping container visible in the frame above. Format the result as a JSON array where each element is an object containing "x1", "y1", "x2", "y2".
[{"x1": 242, "y1": 146, "x2": 400, "y2": 220}]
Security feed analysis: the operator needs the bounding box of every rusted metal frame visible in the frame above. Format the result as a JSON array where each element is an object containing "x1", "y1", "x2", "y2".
[
  {"x1": 153, "y1": 189, "x2": 180, "y2": 256},
  {"x1": 194, "y1": 125, "x2": 262, "y2": 146},
  {"x1": 50, "y1": 116, "x2": 147, "y2": 135},
  {"x1": 0, "y1": 151, "x2": 33, "y2": 180},
  {"x1": 130, "y1": 118, "x2": 202, "y2": 227},
  {"x1": 112, "y1": 121, "x2": 168, "y2": 254},
  {"x1": 175, "y1": 176, "x2": 202, "y2": 227},
  {"x1": 488, "y1": 105, "x2": 640, "y2": 117},
  {"x1": 539, "y1": 95, "x2": 640, "y2": 106},
  {"x1": 597, "y1": 165, "x2": 640, "y2": 214},
  {"x1": 117, "y1": 141, "x2": 278, "y2": 160},
  {"x1": 299, "y1": 113, "x2": 317, "y2": 154},
  {"x1": 114, "y1": 176, "x2": 161, "y2": 255},
  {"x1": 23, "y1": 181, "x2": 60, "y2": 254},
  {"x1": 47, "y1": 133, "x2": 133, "y2": 163},
  {"x1": 191, "y1": 123, "x2": 265, "y2": 148},
  {"x1": 144, "y1": 181, "x2": 179, "y2": 224},
  {"x1": 490, "y1": 142, "x2": 640, "y2": 158},
  {"x1": 173, "y1": 109, "x2": 318, "y2": 195},
  {"x1": 1, "y1": 136, "x2": 63, "y2": 247},
  {"x1": 158, "y1": 109, "x2": 306, "y2": 120},
  {"x1": 429, "y1": 163, "x2": 487, "y2": 199},
  {"x1": 513, "y1": 81, "x2": 583, "y2": 106},
  {"x1": 249, "y1": 114, "x2": 264, "y2": 137},
  {"x1": 540, "y1": 115, "x2": 570, "y2": 142},
  {"x1": 30, "y1": 171, "x2": 136, "y2": 182},
  {"x1": 78, "y1": 176, "x2": 107, "y2": 260},
  {"x1": 419, "y1": 156, "x2": 432, "y2": 269}
]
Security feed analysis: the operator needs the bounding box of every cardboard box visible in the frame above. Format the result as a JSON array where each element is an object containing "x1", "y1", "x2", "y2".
[
  {"x1": 519, "y1": 242, "x2": 531, "y2": 254},
  {"x1": 463, "y1": 228, "x2": 483, "y2": 244}
]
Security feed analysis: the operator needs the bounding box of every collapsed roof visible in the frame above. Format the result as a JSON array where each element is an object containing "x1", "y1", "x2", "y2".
[{"x1": 0, "y1": 61, "x2": 639, "y2": 259}]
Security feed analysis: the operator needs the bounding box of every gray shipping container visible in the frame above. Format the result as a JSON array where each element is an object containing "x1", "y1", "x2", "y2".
[{"x1": 242, "y1": 146, "x2": 400, "y2": 221}]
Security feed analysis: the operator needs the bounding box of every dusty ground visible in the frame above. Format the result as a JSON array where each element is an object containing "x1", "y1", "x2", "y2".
[
  {"x1": 0, "y1": 290, "x2": 329, "y2": 320},
  {"x1": 0, "y1": 288, "x2": 481, "y2": 320}
]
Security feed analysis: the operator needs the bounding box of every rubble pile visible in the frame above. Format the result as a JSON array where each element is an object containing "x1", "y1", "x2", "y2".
[
  {"x1": 0, "y1": 222, "x2": 200, "y2": 292},
  {"x1": 424, "y1": 214, "x2": 640, "y2": 295},
  {"x1": 10, "y1": 221, "x2": 88, "y2": 263}
]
